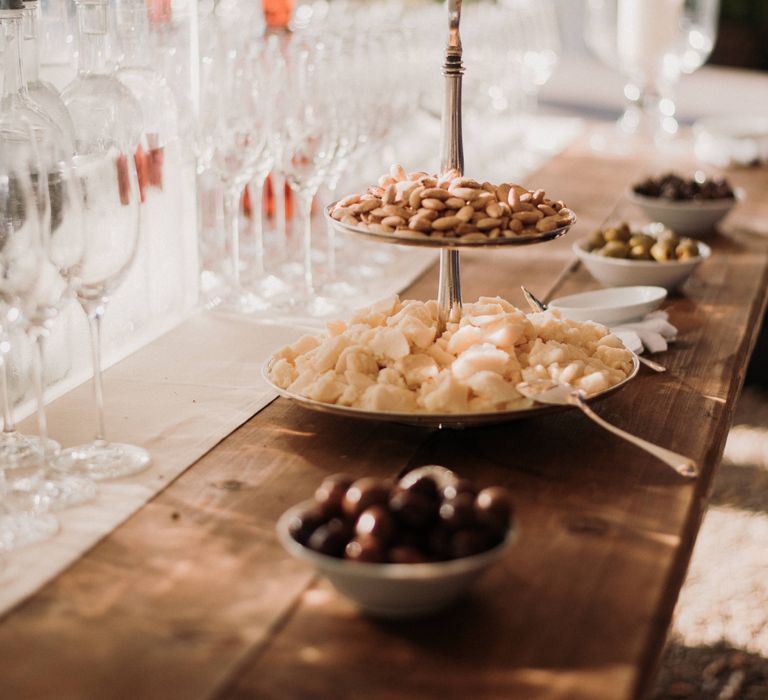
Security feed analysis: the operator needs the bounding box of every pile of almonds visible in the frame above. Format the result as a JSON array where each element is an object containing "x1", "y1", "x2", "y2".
[{"x1": 330, "y1": 164, "x2": 574, "y2": 242}]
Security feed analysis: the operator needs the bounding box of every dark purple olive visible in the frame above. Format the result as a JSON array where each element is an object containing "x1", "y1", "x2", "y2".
[
  {"x1": 389, "y1": 546, "x2": 428, "y2": 564},
  {"x1": 342, "y1": 477, "x2": 390, "y2": 519},
  {"x1": 450, "y1": 528, "x2": 492, "y2": 559},
  {"x1": 425, "y1": 526, "x2": 453, "y2": 561},
  {"x1": 307, "y1": 518, "x2": 353, "y2": 558},
  {"x1": 345, "y1": 536, "x2": 387, "y2": 563},
  {"x1": 403, "y1": 475, "x2": 439, "y2": 501},
  {"x1": 355, "y1": 505, "x2": 396, "y2": 546},
  {"x1": 288, "y1": 506, "x2": 328, "y2": 546},
  {"x1": 388, "y1": 487, "x2": 436, "y2": 529},
  {"x1": 439, "y1": 492, "x2": 477, "y2": 530},
  {"x1": 474, "y1": 486, "x2": 514, "y2": 535},
  {"x1": 314, "y1": 473, "x2": 354, "y2": 517},
  {"x1": 442, "y1": 478, "x2": 478, "y2": 501}
]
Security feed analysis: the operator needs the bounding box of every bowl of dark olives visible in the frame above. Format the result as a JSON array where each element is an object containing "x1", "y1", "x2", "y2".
[
  {"x1": 628, "y1": 172, "x2": 741, "y2": 237},
  {"x1": 276, "y1": 466, "x2": 516, "y2": 618},
  {"x1": 573, "y1": 222, "x2": 711, "y2": 290}
]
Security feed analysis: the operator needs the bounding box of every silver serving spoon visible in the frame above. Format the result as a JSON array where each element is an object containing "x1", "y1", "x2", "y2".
[
  {"x1": 521, "y1": 286, "x2": 667, "y2": 373},
  {"x1": 517, "y1": 379, "x2": 697, "y2": 478}
]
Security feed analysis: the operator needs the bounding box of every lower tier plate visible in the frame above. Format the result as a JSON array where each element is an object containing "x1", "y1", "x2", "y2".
[{"x1": 262, "y1": 355, "x2": 640, "y2": 429}]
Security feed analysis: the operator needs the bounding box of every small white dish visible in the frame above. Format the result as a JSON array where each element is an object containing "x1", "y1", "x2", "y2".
[
  {"x1": 627, "y1": 187, "x2": 742, "y2": 238},
  {"x1": 549, "y1": 286, "x2": 667, "y2": 325},
  {"x1": 277, "y1": 499, "x2": 515, "y2": 618},
  {"x1": 573, "y1": 235, "x2": 711, "y2": 291}
]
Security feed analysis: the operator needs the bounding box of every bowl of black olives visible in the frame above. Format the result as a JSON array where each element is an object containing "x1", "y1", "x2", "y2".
[
  {"x1": 628, "y1": 172, "x2": 741, "y2": 237},
  {"x1": 276, "y1": 466, "x2": 516, "y2": 618}
]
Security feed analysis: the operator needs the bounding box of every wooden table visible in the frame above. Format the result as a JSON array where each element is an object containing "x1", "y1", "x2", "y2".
[{"x1": 1, "y1": 135, "x2": 767, "y2": 700}]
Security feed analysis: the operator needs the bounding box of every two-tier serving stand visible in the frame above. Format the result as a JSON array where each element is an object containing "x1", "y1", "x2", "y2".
[{"x1": 266, "y1": 0, "x2": 638, "y2": 428}]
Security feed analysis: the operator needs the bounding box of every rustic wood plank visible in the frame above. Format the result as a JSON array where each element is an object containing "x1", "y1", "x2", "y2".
[{"x1": 0, "y1": 135, "x2": 765, "y2": 700}]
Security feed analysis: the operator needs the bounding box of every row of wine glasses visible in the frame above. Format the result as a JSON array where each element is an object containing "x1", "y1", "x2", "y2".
[{"x1": 1, "y1": 0, "x2": 153, "y2": 552}]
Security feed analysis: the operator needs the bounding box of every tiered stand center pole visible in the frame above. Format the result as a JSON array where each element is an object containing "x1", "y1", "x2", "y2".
[{"x1": 438, "y1": 0, "x2": 464, "y2": 333}]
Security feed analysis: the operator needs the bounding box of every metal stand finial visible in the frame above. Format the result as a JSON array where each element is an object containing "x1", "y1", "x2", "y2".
[{"x1": 437, "y1": 0, "x2": 464, "y2": 333}]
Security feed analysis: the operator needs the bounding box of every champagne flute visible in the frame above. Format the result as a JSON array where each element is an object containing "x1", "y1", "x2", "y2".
[
  {"x1": 281, "y1": 40, "x2": 338, "y2": 316},
  {"x1": 198, "y1": 39, "x2": 272, "y2": 313}
]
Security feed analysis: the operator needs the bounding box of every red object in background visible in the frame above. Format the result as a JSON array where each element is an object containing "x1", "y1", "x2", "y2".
[
  {"x1": 241, "y1": 186, "x2": 252, "y2": 217},
  {"x1": 262, "y1": 0, "x2": 294, "y2": 29},
  {"x1": 148, "y1": 146, "x2": 164, "y2": 189},
  {"x1": 264, "y1": 174, "x2": 294, "y2": 219},
  {"x1": 147, "y1": 0, "x2": 171, "y2": 25},
  {"x1": 134, "y1": 145, "x2": 149, "y2": 203},
  {"x1": 116, "y1": 153, "x2": 132, "y2": 205}
]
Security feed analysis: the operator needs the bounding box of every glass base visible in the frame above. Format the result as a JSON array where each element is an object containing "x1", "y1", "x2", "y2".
[
  {"x1": 0, "y1": 432, "x2": 61, "y2": 468},
  {"x1": 0, "y1": 509, "x2": 59, "y2": 551},
  {"x1": 60, "y1": 441, "x2": 151, "y2": 481},
  {"x1": 36, "y1": 471, "x2": 98, "y2": 511}
]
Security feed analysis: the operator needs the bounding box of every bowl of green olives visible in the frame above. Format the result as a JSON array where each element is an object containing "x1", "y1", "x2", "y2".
[
  {"x1": 573, "y1": 222, "x2": 711, "y2": 290},
  {"x1": 628, "y1": 173, "x2": 741, "y2": 237},
  {"x1": 276, "y1": 467, "x2": 516, "y2": 618}
]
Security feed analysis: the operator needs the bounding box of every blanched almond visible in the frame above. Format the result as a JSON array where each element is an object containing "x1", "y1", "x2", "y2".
[
  {"x1": 485, "y1": 202, "x2": 503, "y2": 218},
  {"x1": 421, "y1": 198, "x2": 447, "y2": 211},
  {"x1": 432, "y1": 215, "x2": 463, "y2": 231},
  {"x1": 476, "y1": 217, "x2": 502, "y2": 230},
  {"x1": 456, "y1": 205, "x2": 474, "y2": 223},
  {"x1": 514, "y1": 211, "x2": 544, "y2": 224},
  {"x1": 421, "y1": 187, "x2": 450, "y2": 201},
  {"x1": 408, "y1": 217, "x2": 433, "y2": 232}
]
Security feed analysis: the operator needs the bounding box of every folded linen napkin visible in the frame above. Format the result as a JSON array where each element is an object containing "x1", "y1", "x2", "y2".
[{"x1": 611, "y1": 310, "x2": 677, "y2": 355}]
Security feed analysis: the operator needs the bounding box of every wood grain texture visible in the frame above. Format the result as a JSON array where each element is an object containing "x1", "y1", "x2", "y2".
[{"x1": 0, "y1": 135, "x2": 766, "y2": 700}]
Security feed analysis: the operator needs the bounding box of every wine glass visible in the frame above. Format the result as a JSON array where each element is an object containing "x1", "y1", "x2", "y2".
[
  {"x1": 20, "y1": 131, "x2": 98, "y2": 506},
  {"x1": 280, "y1": 38, "x2": 340, "y2": 316},
  {"x1": 198, "y1": 38, "x2": 272, "y2": 314},
  {"x1": 0, "y1": 123, "x2": 60, "y2": 548},
  {"x1": 59, "y1": 0, "x2": 150, "y2": 478},
  {"x1": 584, "y1": 0, "x2": 720, "y2": 150}
]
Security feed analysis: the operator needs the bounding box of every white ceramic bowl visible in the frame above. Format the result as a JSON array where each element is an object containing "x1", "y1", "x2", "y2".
[
  {"x1": 573, "y1": 235, "x2": 711, "y2": 291},
  {"x1": 626, "y1": 188, "x2": 741, "y2": 238},
  {"x1": 277, "y1": 500, "x2": 516, "y2": 618},
  {"x1": 549, "y1": 286, "x2": 667, "y2": 325}
]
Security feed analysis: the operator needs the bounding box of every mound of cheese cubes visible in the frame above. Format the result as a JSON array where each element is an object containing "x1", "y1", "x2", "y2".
[{"x1": 268, "y1": 296, "x2": 634, "y2": 414}]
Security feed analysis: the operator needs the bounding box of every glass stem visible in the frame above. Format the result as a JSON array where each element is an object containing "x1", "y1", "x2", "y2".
[
  {"x1": 273, "y1": 170, "x2": 287, "y2": 242},
  {"x1": 300, "y1": 191, "x2": 314, "y2": 295},
  {"x1": 0, "y1": 349, "x2": 17, "y2": 434},
  {"x1": 251, "y1": 175, "x2": 266, "y2": 278},
  {"x1": 30, "y1": 331, "x2": 50, "y2": 461},
  {"x1": 326, "y1": 188, "x2": 337, "y2": 282},
  {"x1": 223, "y1": 188, "x2": 241, "y2": 290},
  {"x1": 85, "y1": 307, "x2": 107, "y2": 445}
]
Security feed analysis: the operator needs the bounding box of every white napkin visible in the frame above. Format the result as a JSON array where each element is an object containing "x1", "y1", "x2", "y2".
[{"x1": 612, "y1": 310, "x2": 677, "y2": 355}]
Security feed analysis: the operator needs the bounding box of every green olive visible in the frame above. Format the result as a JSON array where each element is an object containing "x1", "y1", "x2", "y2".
[
  {"x1": 604, "y1": 226, "x2": 631, "y2": 243},
  {"x1": 601, "y1": 241, "x2": 630, "y2": 258},
  {"x1": 650, "y1": 241, "x2": 674, "y2": 262},
  {"x1": 617, "y1": 222, "x2": 631, "y2": 239},
  {"x1": 629, "y1": 233, "x2": 654, "y2": 248},
  {"x1": 587, "y1": 229, "x2": 606, "y2": 251},
  {"x1": 629, "y1": 245, "x2": 652, "y2": 260},
  {"x1": 675, "y1": 240, "x2": 699, "y2": 260},
  {"x1": 658, "y1": 229, "x2": 680, "y2": 247}
]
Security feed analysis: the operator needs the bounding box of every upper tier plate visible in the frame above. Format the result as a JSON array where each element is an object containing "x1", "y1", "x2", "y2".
[
  {"x1": 262, "y1": 354, "x2": 639, "y2": 429},
  {"x1": 325, "y1": 205, "x2": 576, "y2": 249}
]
